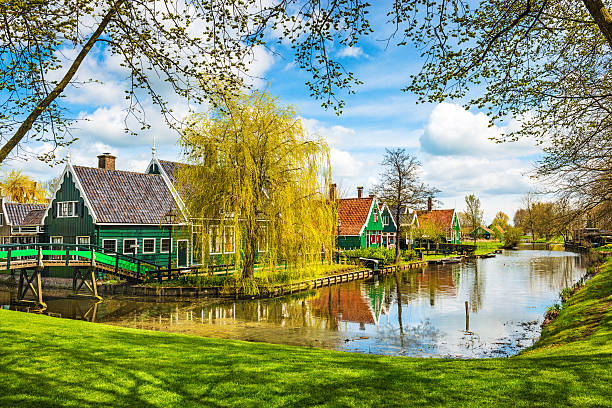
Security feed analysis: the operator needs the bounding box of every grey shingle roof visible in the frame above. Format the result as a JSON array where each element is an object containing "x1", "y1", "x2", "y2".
[
  {"x1": 158, "y1": 159, "x2": 194, "y2": 200},
  {"x1": 4, "y1": 203, "x2": 46, "y2": 226},
  {"x1": 73, "y1": 166, "x2": 178, "y2": 224},
  {"x1": 22, "y1": 209, "x2": 46, "y2": 225}
]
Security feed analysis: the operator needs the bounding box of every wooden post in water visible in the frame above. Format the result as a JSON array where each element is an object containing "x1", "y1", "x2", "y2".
[{"x1": 465, "y1": 300, "x2": 470, "y2": 332}]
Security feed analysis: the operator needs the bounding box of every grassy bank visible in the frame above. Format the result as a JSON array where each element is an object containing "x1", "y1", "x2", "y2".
[{"x1": 0, "y1": 259, "x2": 610, "y2": 407}]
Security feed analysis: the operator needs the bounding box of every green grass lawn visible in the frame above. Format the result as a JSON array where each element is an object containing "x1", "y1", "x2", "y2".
[{"x1": 0, "y1": 258, "x2": 610, "y2": 407}]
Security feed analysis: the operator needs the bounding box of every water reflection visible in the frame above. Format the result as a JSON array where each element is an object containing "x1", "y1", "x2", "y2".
[{"x1": 0, "y1": 250, "x2": 587, "y2": 358}]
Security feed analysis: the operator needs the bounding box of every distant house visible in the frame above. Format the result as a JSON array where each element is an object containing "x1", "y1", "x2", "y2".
[
  {"x1": 378, "y1": 203, "x2": 398, "y2": 249},
  {"x1": 335, "y1": 186, "x2": 392, "y2": 250},
  {"x1": 470, "y1": 226, "x2": 494, "y2": 240},
  {"x1": 0, "y1": 199, "x2": 46, "y2": 245},
  {"x1": 490, "y1": 225, "x2": 505, "y2": 238},
  {"x1": 417, "y1": 199, "x2": 461, "y2": 244},
  {"x1": 388, "y1": 205, "x2": 419, "y2": 249}
]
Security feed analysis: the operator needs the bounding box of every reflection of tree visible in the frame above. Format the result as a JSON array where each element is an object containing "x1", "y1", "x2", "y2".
[
  {"x1": 468, "y1": 263, "x2": 485, "y2": 313},
  {"x1": 394, "y1": 271, "x2": 405, "y2": 349}
]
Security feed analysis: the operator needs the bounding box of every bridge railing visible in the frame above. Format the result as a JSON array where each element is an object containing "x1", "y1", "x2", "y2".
[{"x1": 0, "y1": 243, "x2": 161, "y2": 277}]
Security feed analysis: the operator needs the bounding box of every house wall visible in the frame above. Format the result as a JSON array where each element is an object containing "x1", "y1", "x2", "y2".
[
  {"x1": 96, "y1": 225, "x2": 190, "y2": 268},
  {"x1": 44, "y1": 171, "x2": 95, "y2": 243},
  {"x1": 338, "y1": 235, "x2": 361, "y2": 250}
]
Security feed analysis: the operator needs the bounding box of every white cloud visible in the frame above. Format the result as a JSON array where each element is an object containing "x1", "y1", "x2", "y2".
[
  {"x1": 420, "y1": 102, "x2": 539, "y2": 158},
  {"x1": 337, "y1": 46, "x2": 366, "y2": 58}
]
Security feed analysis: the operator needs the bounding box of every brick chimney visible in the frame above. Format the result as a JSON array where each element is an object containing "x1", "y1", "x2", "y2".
[
  {"x1": 329, "y1": 183, "x2": 337, "y2": 201},
  {"x1": 427, "y1": 197, "x2": 433, "y2": 212},
  {"x1": 97, "y1": 153, "x2": 116, "y2": 170},
  {"x1": 357, "y1": 186, "x2": 363, "y2": 198}
]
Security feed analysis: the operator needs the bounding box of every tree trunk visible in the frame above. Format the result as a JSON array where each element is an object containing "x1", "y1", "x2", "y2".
[
  {"x1": 394, "y1": 207, "x2": 402, "y2": 264},
  {"x1": 583, "y1": 0, "x2": 612, "y2": 48},
  {"x1": 0, "y1": 0, "x2": 125, "y2": 164}
]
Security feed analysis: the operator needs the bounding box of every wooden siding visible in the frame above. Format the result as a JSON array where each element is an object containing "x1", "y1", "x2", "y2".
[
  {"x1": 44, "y1": 171, "x2": 95, "y2": 243},
  {"x1": 338, "y1": 235, "x2": 361, "y2": 250},
  {"x1": 97, "y1": 225, "x2": 190, "y2": 267},
  {"x1": 380, "y1": 206, "x2": 397, "y2": 234}
]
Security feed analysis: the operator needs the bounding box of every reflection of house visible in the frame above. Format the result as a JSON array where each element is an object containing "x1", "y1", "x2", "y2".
[
  {"x1": 334, "y1": 186, "x2": 389, "y2": 250},
  {"x1": 417, "y1": 199, "x2": 461, "y2": 244},
  {"x1": 470, "y1": 226, "x2": 493, "y2": 240},
  {"x1": 0, "y1": 199, "x2": 46, "y2": 244},
  {"x1": 311, "y1": 284, "x2": 379, "y2": 325}
]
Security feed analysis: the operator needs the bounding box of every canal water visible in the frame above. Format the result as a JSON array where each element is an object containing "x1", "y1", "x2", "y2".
[{"x1": 0, "y1": 250, "x2": 587, "y2": 358}]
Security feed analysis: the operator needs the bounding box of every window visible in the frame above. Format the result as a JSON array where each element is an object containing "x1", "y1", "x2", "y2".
[
  {"x1": 123, "y1": 239, "x2": 138, "y2": 255},
  {"x1": 160, "y1": 238, "x2": 171, "y2": 253},
  {"x1": 76, "y1": 236, "x2": 90, "y2": 246},
  {"x1": 224, "y1": 226, "x2": 235, "y2": 253},
  {"x1": 374, "y1": 212, "x2": 379, "y2": 223},
  {"x1": 0, "y1": 213, "x2": 3, "y2": 226},
  {"x1": 209, "y1": 226, "x2": 222, "y2": 254},
  {"x1": 383, "y1": 215, "x2": 389, "y2": 226},
  {"x1": 51, "y1": 236, "x2": 63, "y2": 259},
  {"x1": 143, "y1": 238, "x2": 155, "y2": 254},
  {"x1": 257, "y1": 226, "x2": 268, "y2": 252},
  {"x1": 102, "y1": 239, "x2": 117, "y2": 253},
  {"x1": 57, "y1": 201, "x2": 78, "y2": 217}
]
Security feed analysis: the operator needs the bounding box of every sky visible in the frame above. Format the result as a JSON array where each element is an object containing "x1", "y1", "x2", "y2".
[{"x1": 7, "y1": 4, "x2": 544, "y2": 225}]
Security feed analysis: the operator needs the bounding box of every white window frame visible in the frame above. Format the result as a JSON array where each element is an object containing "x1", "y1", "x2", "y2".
[
  {"x1": 142, "y1": 238, "x2": 156, "y2": 254},
  {"x1": 57, "y1": 201, "x2": 78, "y2": 218},
  {"x1": 76, "y1": 236, "x2": 90, "y2": 245},
  {"x1": 50, "y1": 236, "x2": 63, "y2": 245},
  {"x1": 102, "y1": 239, "x2": 117, "y2": 253},
  {"x1": 123, "y1": 238, "x2": 138, "y2": 255},
  {"x1": 257, "y1": 226, "x2": 268, "y2": 253},
  {"x1": 223, "y1": 225, "x2": 235, "y2": 254},
  {"x1": 209, "y1": 226, "x2": 222, "y2": 255},
  {"x1": 160, "y1": 237, "x2": 172, "y2": 254},
  {"x1": 177, "y1": 239, "x2": 189, "y2": 267}
]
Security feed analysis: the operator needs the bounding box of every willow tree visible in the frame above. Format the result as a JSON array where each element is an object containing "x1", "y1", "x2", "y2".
[
  {"x1": 0, "y1": 170, "x2": 48, "y2": 203},
  {"x1": 178, "y1": 91, "x2": 335, "y2": 285}
]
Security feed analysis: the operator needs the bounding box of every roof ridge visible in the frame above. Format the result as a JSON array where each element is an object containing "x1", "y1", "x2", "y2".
[{"x1": 73, "y1": 165, "x2": 159, "y2": 177}]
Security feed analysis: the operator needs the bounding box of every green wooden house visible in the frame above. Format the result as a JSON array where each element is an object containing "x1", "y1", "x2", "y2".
[
  {"x1": 417, "y1": 208, "x2": 462, "y2": 244},
  {"x1": 42, "y1": 153, "x2": 190, "y2": 276},
  {"x1": 378, "y1": 203, "x2": 398, "y2": 249},
  {"x1": 470, "y1": 225, "x2": 493, "y2": 240},
  {"x1": 336, "y1": 187, "x2": 387, "y2": 250}
]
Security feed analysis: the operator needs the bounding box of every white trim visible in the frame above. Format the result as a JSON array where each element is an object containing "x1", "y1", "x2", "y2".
[
  {"x1": 76, "y1": 236, "x2": 90, "y2": 245},
  {"x1": 1, "y1": 199, "x2": 7, "y2": 226},
  {"x1": 380, "y1": 203, "x2": 398, "y2": 230},
  {"x1": 142, "y1": 237, "x2": 156, "y2": 254},
  {"x1": 358, "y1": 197, "x2": 379, "y2": 236},
  {"x1": 50, "y1": 236, "x2": 63, "y2": 245},
  {"x1": 123, "y1": 238, "x2": 138, "y2": 255},
  {"x1": 57, "y1": 201, "x2": 78, "y2": 218},
  {"x1": 146, "y1": 156, "x2": 189, "y2": 220},
  {"x1": 176, "y1": 239, "x2": 189, "y2": 267},
  {"x1": 42, "y1": 163, "x2": 98, "y2": 224},
  {"x1": 223, "y1": 225, "x2": 235, "y2": 254},
  {"x1": 160, "y1": 237, "x2": 172, "y2": 254},
  {"x1": 102, "y1": 239, "x2": 117, "y2": 253}
]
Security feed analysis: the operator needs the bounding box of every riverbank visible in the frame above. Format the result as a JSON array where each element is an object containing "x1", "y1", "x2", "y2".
[{"x1": 0, "y1": 256, "x2": 609, "y2": 406}]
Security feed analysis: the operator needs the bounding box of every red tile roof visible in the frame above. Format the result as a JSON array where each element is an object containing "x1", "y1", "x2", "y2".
[
  {"x1": 337, "y1": 197, "x2": 373, "y2": 235},
  {"x1": 417, "y1": 209, "x2": 455, "y2": 230}
]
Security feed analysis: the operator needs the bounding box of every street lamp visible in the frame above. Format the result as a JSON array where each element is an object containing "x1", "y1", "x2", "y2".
[{"x1": 164, "y1": 209, "x2": 177, "y2": 274}]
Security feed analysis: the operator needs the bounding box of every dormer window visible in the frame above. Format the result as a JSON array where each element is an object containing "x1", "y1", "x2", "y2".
[{"x1": 57, "y1": 201, "x2": 78, "y2": 217}]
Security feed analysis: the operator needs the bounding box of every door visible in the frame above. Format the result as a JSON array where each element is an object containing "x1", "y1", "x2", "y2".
[{"x1": 177, "y1": 240, "x2": 188, "y2": 268}]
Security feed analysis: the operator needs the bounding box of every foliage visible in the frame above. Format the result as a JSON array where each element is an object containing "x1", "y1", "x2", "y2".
[
  {"x1": 342, "y1": 247, "x2": 417, "y2": 266},
  {"x1": 178, "y1": 90, "x2": 335, "y2": 285},
  {"x1": 1, "y1": 258, "x2": 611, "y2": 406},
  {"x1": 413, "y1": 222, "x2": 446, "y2": 243},
  {"x1": 371, "y1": 148, "x2": 438, "y2": 263},
  {"x1": 502, "y1": 226, "x2": 523, "y2": 249},
  {"x1": 0, "y1": 170, "x2": 48, "y2": 203},
  {"x1": 391, "y1": 0, "x2": 612, "y2": 217},
  {"x1": 0, "y1": 1, "x2": 378, "y2": 163},
  {"x1": 460, "y1": 194, "x2": 483, "y2": 240}
]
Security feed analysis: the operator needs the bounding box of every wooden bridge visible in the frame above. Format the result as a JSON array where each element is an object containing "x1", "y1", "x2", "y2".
[{"x1": 0, "y1": 243, "x2": 160, "y2": 309}]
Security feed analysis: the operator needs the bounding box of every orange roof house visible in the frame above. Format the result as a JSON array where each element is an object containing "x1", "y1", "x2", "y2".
[
  {"x1": 334, "y1": 186, "x2": 392, "y2": 250},
  {"x1": 415, "y1": 199, "x2": 461, "y2": 244}
]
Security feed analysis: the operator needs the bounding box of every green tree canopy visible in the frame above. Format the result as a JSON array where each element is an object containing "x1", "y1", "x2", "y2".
[{"x1": 178, "y1": 90, "x2": 335, "y2": 286}]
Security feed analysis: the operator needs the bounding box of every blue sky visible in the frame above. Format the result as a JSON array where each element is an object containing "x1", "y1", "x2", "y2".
[{"x1": 8, "y1": 4, "x2": 543, "y2": 224}]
